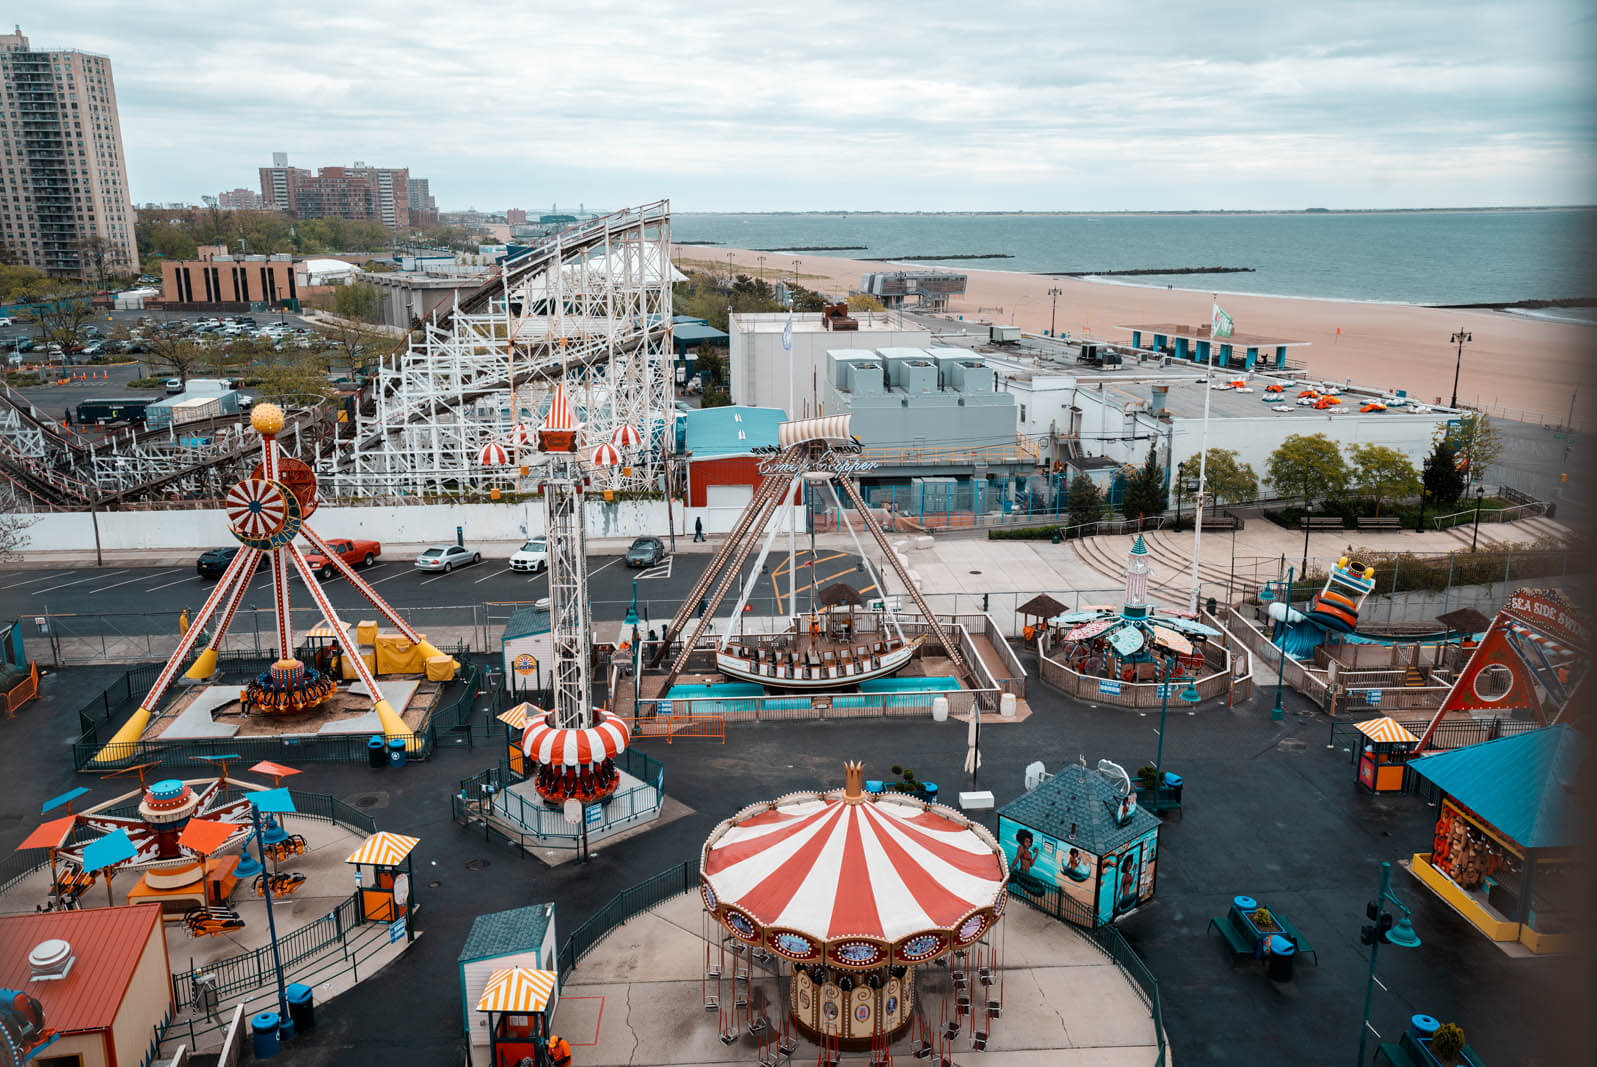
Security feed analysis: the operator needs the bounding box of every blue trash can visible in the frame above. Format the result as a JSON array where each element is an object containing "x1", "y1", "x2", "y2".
[
  {"x1": 1266, "y1": 935, "x2": 1295, "y2": 981},
  {"x1": 1162, "y1": 772, "x2": 1183, "y2": 803},
  {"x1": 922, "y1": 783, "x2": 938, "y2": 803},
  {"x1": 286, "y1": 983, "x2": 315, "y2": 1032},
  {"x1": 1232, "y1": 895, "x2": 1257, "y2": 912},
  {"x1": 1410, "y1": 1014, "x2": 1440, "y2": 1041},
  {"x1": 251, "y1": 1012, "x2": 280, "y2": 1058},
  {"x1": 367, "y1": 735, "x2": 386, "y2": 769},
  {"x1": 388, "y1": 737, "x2": 407, "y2": 767}
]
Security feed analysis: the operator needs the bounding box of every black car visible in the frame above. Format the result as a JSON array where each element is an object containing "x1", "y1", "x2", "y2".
[
  {"x1": 196, "y1": 546, "x2": 239, "y2": 578},
  {"x1": 625, "y1": 536, "x2": 666, "y2": 568}
]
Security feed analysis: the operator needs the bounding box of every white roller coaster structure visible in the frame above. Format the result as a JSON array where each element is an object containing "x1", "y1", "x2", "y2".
[{"x1": 318, "y1": 200, "x2": 675, "y2": 498}]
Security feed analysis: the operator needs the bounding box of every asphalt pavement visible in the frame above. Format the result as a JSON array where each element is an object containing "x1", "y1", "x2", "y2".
[
  {"x1": 0, "y1": 655, "x2": 1580, "y2": 1067},
  {"x1": 0, "y1": 547, "x2": 870, "y2": 634}
]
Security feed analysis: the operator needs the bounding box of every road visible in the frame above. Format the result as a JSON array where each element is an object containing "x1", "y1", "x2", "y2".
[{"x1": 0, "y1": 547, "x2": 872, "y2": 634}]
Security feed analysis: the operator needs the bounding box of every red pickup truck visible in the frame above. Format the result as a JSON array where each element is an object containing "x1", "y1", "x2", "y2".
[{"x1": 304, "y1": 538, "x2": 381, "y2": 578}]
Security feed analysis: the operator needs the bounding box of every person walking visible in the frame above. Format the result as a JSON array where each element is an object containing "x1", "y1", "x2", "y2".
[{"x1": 694, "y1": 516, "x2": 705, "y2": 542}]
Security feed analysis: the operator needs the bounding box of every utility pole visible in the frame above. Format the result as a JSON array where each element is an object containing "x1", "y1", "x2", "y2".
[
  {"x1": 1047, "y1": 287, "x2": 1062, "y2": 338},
  {"x1": 757, "y1": 255, "x2": 766, "y2": 283}
]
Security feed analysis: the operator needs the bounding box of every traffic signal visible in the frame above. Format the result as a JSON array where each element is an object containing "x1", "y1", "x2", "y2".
[
  {"x1": 1360, "y1": 924, "x2": 1376, "y2": 945},
  {"x1": 1366, "y1": 900, "x2": 1380, "y2": 921}
]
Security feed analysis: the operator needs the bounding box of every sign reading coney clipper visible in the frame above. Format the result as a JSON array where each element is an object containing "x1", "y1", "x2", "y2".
[{"x1": 757, "y1": 450, "x2": 879, "y2": 477}]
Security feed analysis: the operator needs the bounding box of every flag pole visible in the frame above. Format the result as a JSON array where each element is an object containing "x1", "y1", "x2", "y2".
[
  {"x1": 783, "y1": 309, "x2": 796, "y2": 624},
  {"x1": 1188, "y1": 297, "x2": 1218, "y2": 615}
]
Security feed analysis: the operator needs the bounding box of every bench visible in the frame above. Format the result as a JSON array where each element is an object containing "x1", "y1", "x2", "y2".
[
  {"x1": 1375, "y1": 1041, "x2": 1423, "y2": 1067},
  {"x1": 1205, "y1": 914, "x2": 1257, "y2": 965},
  {"x1": 1273, "y1": 912, "x2": 1318, "y2": 965},
  {"x1": 1356, "y1": 516, "x2": 1404, "y2": 530},
  {"x1": 1199, "y1": 514, "x2": 1241, "y2": 531},
  {"x1": 1300, "y1": 516, "x2": 1345, "y2": 529}
]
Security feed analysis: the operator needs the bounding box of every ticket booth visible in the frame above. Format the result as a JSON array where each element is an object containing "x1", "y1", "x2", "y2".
[
  {"x1": 499, "y1": 704, "x2": 532, "y2": 778},
  {"x1": 476, "y1": 966, "x2": 559, "y2": 1067},
  {"x1": 1353, "y1": 717, "x2": 1418, "y2": 794},
  {"x1": 345, "y1": 831, "x2": 419, "y2": 940}
]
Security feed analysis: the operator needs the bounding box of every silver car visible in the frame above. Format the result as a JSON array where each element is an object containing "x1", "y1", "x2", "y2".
[{"x1": 413, "y1": 544, "x2": 480, "y2": 573}]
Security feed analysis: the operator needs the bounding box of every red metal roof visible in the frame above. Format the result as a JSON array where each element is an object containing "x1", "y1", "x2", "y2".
[{"x1": 0, "y1": 904, "x2": 163, "y2": 1034}]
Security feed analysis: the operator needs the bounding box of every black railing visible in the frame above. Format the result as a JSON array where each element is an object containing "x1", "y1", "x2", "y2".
[{"x1": 173, "y1": 892, "x2": 362, "y2": 1010}]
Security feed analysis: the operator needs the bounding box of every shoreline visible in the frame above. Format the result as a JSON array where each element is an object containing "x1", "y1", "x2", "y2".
[{"x1": 674, "y1": 243, "x2": 1596, "y2": 423}]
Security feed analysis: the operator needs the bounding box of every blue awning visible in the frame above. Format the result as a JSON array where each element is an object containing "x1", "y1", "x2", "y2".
[{"x1": 1409, "y1": 725, "x2": 1583, "y2": 849}]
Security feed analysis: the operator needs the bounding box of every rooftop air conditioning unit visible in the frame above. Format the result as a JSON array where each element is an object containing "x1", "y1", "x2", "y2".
[{"x1": 29, "y1": 939, "x2": 75, "y2": 982}]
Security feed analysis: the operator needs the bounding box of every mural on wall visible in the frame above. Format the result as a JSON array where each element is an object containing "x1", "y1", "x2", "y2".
[{"x1": 998, "y1": 816, "x2": 1158, "y2": 926}]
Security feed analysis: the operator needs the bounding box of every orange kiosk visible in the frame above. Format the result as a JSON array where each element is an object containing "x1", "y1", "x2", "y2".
[
  {"x1": 1353, "y1": 717, "x2": 1419, "y2": 794},
  {"x1": 345, "y1": 831, "x2": 418, "y2": 941},
  {"x1": 475, "y1": 966, "x2": 561, "y2": 1067}
]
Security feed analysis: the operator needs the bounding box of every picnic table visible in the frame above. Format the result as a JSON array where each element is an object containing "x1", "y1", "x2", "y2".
[
  {"x1": 1377, "y1": 1029, "x2": 1487, "y2": 1066},
  {"x1": 1206, "y1": 895, "x2": 1318, "y2": 967}
]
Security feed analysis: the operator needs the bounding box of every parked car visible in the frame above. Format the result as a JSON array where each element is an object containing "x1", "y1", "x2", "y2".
[
  {"x1": 413, "y1": 544, "x2": 480, "y2": 573},
  {"x1": 0, "y1": 316, "x2": 13, "y2": 327},
  {"x1": 509, "y1": 538, "x2": 548, "y2": 573},
  {"x1": 303, "y1": 537, "x2": 382, "y2": 578},
  {"x1": 625, "y1": 536, "x2": 666, "y2": 568},
  {"x1": 195, "y1": 545, "x2": 239, "y2": 578},
  {"x1": 164, "y1": 378, "x2": 184, "y2": 394}
]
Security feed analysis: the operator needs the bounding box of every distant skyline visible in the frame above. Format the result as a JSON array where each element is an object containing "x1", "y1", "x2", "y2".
[{"x1": 29, "y1": 0, "x2": 1597, "y2": 214}]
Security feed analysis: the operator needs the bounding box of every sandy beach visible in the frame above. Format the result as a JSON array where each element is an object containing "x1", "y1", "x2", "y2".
[{"x1": 676, "y1": 245, "x2": 1594, "y2": 427}]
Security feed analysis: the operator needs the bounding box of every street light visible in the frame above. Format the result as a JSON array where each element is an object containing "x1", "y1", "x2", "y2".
[
  {"x1": 625, "y1": 579, "x2": 641, "y2": 720},
  {"x1": 1264, "y1": 565, "x2": 1294, "y2": 722},
  {"x1": 1357, "y1": 861, "x2": 1422, "y2": 1067},
  {"x1": 1047, "y1": 286, "x2": 1062, "y2": 338},
  {"x1": 1470, "y1": 486, "x2": 1485, "y2": 552},
  {"x1": 1449, "y1": 330, "x2": 1472, "y2": 409},
  {"x1": 756, "y1": 255, "x2": 766, "y2": 282}
]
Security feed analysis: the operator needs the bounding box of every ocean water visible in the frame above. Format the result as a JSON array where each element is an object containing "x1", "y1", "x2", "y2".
[{"x1": 673, "y1": 209, "x2": 1597, "y2": 311}]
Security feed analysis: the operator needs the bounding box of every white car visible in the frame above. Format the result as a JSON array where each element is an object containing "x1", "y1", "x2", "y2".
[
  {"x1": 164, "y1": 377, "x2": 183, "y2": 394},
  {"x1": 413, "y1": 544, "x2": 480, "y2": 573},
  {"x1": 509, "y1": 538, "x2": 548, "y2": 573},
  {"x1": 0, "y1": 316, "x2": 13, "y2": 327}
]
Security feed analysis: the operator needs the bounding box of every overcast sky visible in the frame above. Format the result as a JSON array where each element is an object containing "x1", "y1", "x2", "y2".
[{"x1": 25, "y1": 0, "x2": 1597, "y2": 212}]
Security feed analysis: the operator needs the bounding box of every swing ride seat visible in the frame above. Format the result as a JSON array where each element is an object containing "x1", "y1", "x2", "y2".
[
  {"x1": 702, "y1": 995, "x2": 719, "y2": 1011},
  {"x1": 778, "y1": 1037, "x2": 797, "y2": 1056},
  {"x1": 971, "y1": 1031, "x2": 989, "y2": 1051}
]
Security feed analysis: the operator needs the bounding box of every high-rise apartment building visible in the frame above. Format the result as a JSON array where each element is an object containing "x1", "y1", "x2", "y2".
[
  {"x1": 0, "y1": 26, "x2": 138, "y2": 278},
  {"x1": 257, "y1": 154, "x2": 429, "y2": 231},
  {"x1": 217, "y1": 187, "x2": 264, "y2": 210}
]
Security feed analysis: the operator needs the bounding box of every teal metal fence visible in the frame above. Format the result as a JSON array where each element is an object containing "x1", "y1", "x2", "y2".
[{"x1": 554, "y1": 859, "x2": 702, "y2": 982}]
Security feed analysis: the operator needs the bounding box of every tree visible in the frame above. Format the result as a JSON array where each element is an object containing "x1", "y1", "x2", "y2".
[
  {"x1": 1444, "y1": 412, "x2": 1501, "y2": 489},
  {"x1": 1422, "y1": 437, "x2": 1466, "y2": 510},
  {"x1": 1266, "y1": 433, "x2": 1347, "y2": 507},
  {"x1": 1121, "y1": 446, "x2": 1166, "y2": 522},
  {"x1": 16, "y1": 279, "x2": 95, "y2": 359},
  {"x1": 74, "y1": 234, "x2": 130, "y2": 289},
  {"x1": 1067, "y1": 473, "x2": 1103, "y2": 531},
  {"x1": 332, "y1": 280, "x2": 383, "y2": 324},
  {"x1": 142, "y1": 333, "x2": 209, "y2": 389},
  {"x1": 0, "y1": 485, "x2": 37, "y2": 564},
  {"x1": 1176, "y1": 448, "x2": 1259, "y2": 514},
  {"x1": 1347, "y1": 443, "x2": 1420, "y2": 516},
  {"x1": 251, "y1": 350, "x2": 338, "y2": 407}
]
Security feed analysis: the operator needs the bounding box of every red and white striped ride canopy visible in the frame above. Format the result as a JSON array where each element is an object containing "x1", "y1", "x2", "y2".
[
  {"x1": 591, "y1": 441, "x2": 622, "y2": 467},
  {"x1": 700, "y1": 783, "x2": 1008, "y2": 967},
  {"x1": 543, "y1": 384, "x2": 577, "y2": 431},
  {"x1": 610, "y1": 423, "x2": 642, "y2": 448},
  {"x1": 521, "y1": 708, "x2": 631, "y2": 766},
  {"x1": 508, "y1": 423, "x2": 533, "y2": 446},
  {"x1": 478, "y1": 441, "x2": 510, "y2": 466}
]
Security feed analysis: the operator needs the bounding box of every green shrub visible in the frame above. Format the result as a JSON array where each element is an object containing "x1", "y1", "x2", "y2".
[
  {"x1": 988, "y1": 524, "x2": 1062, "y2": 541},
  {"x1": 1431, "y1": 1022, "x2": 1466, "y2": 1060}
]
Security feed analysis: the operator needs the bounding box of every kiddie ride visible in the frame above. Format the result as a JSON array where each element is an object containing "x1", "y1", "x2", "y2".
[
  {"x1": 1267, "y1": 556, "x2": 1378, "y2": 655},
  {"x1": 0, "y1": 988, "x2": 55, "y2": 1066}
]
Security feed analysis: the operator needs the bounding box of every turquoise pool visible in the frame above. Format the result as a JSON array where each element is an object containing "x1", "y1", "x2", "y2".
[{"x1": 858, "y1": 676, "x2": 962, "y2": 693}]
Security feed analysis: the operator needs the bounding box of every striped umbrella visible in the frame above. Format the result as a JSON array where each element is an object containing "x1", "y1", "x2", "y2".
[
  {"x1": 478, "y1": 441, "x2": 509, "y2": 466},
  {"x1": 610, "y1": 423, "x2": 642, "y2": 448},
  {"x1": 522, "y1": 710, "x2": 631, "y2": 766},
  {"x1": 591, "y1": 441, "x2": 622, "y2": 467}
]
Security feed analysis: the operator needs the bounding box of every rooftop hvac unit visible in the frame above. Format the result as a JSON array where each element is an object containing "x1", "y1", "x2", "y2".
[{"x1": 28, "y1": 939, "x2": 74, "y2": 982}]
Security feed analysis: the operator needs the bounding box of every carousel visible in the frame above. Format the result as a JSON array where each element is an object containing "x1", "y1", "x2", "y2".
[
  {"x1": 700, "y1": 762, "x2": 1008, "y2": 1054},
  {"x1": 1047, "y1": 536, "x2": 1222, "y2": 681}
]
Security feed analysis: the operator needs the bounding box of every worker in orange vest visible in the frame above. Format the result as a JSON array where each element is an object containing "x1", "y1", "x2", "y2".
[{"x1": 548, "y1": 1032, "x2": 572, "y2": 1066}]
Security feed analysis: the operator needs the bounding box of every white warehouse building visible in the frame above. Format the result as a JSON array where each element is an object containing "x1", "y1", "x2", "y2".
[{"x1": 728, "y1": 310, "x2": 935, "y2": 416}]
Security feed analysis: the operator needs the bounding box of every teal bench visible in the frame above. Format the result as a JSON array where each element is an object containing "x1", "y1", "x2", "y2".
[
  {"x1": 1205, "y1": 913, "x2": 1256, "y2": 965},
  {"x1": 1273, "y1": 912, "x2": 1318, "y2": 966}
]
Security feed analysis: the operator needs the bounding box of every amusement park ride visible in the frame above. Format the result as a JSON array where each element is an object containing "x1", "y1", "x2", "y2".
[
  {"x1": 91, "y1": 404, "x2": 458, "y2": 764},
  {"x1": 650, "y1": 415, "x2": 971, "y2": 693}
]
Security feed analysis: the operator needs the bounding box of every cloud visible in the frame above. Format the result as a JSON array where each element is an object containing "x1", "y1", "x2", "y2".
[{"x1": 20, "y1": 0, "x2": 1597, "y2": 210}]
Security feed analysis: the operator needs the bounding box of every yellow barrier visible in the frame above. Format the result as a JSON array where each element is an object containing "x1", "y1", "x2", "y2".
[{"x1": 1409, "y1": 853, "x2": 1520, "y2": 941}]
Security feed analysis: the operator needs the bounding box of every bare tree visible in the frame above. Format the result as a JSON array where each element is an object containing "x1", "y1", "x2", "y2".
[
  {"x1": 0, "y1": 484, "x2": 39, "y2": 564},
  {"x1": 73, "y1": 234, "x2": 127, "y2": 290},
  {"x1": 17, "y1": 279, "x2": 95, "y2": 361},
  {"x1": 141, "y1": 330, "x2": 209, "y2": 390}
]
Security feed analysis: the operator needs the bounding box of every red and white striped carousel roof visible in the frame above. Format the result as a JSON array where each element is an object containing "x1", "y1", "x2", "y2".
[
  {"x1": 701, "y1": 791, "x2": 1007, "y2": 946},
  {"x1": 478, "y1": 441, "x2": 510, "y2": 466},
  {"x1": 522, "y1": 709, "x2": 631, "y2": 766},
  {"x1": 543, "y1": 385, "x2": 577, "y2": 431},
  {"x1": 591, "y1": 441, "x2": 621, "y2": 467}
]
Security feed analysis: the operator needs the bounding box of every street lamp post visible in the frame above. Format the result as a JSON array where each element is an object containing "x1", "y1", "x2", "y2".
[
  {"x1": 1047, "y1": 287, "x2": 1062, "y2": 338},
  {"x1": 1449, "y1": 330, "x2": 1472, "y2": 409},
  {"x1": 625, "y1": 580, "x2": 640, "y2": 720},
  {"x1": 1301, "y1": 501, "x2": 1313, "y2": 579},
  {"x1": 1356, "y1": 861, "x2": 1422, "y2": 1067},
  {"x1": 1470, "y1": 486, "x2": 1485, "y2": 551},
  {"x1": 756, "y1": 255, "x2": 766, "y2": 282},
  {"x1": 1264, "y1": 565, "x2": 1294, "y2": 722}
]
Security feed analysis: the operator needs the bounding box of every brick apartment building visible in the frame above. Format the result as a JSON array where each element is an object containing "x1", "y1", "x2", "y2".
[
  {"x1": 217, "y1": 186, "x2": 264, "y2": 210},
  {"x1": 259, "y1": 153, "x2": 438, "y2": 231},
  {"x1": 0, "y1": 26, "x2": 138, "y2": 277}
]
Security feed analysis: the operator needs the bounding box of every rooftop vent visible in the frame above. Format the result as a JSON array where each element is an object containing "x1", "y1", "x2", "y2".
[{"x1": 28, "y1": 939, "x2": 74, "y2": 982}]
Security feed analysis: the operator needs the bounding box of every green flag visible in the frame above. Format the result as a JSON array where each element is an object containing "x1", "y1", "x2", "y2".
[{"x1": 1212, "y1": 301, "x2": 1234, "y2": 339}]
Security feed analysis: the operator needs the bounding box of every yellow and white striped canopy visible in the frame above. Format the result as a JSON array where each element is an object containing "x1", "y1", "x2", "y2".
[
  {"x1": 476, "y1": 966, "x2": 557, "y2": 1013},
  {"x1": 344, "y1": 831, "x2": 421, "y2": 866},
  {"x1": 305, "y1": 622, "x2": 349, "y2": 639},
  {"x1": 1353, "y1": 716, "x2": 1418, "y2": 745},
  {"x1": 498, "y1": 703, "x2": 534, "y2": 730}
]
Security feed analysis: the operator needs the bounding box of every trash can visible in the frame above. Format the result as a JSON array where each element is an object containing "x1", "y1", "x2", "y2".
[
  {"x1": 1232, "y1": 895, "x2": 1257, "y2": 913},
  {"x1": 388, "y1": 737, "x2": 407, "y2": 768},
  {"x1": 1162, "y1": 772, "x2": 1183, "y2": 803},
  {"x1": 922, "y1": 783, "x2": 938, "y2": 803},
  {"x1": 251, "y1": 1012, "x2": 281, "y2": 1058},
  {"x1": 1410, "y1": 1014, "x2": 1440, "y2": 1041},
  {"x1": 286, "y1": 983, "x2": 315, "y2": 1033},
  {"x1": 1265, "y1": 935, "x2": 1295, "y2": 982},
  {"x1": 367, "y1": 735, "x2": 386, "y2": 769}
]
